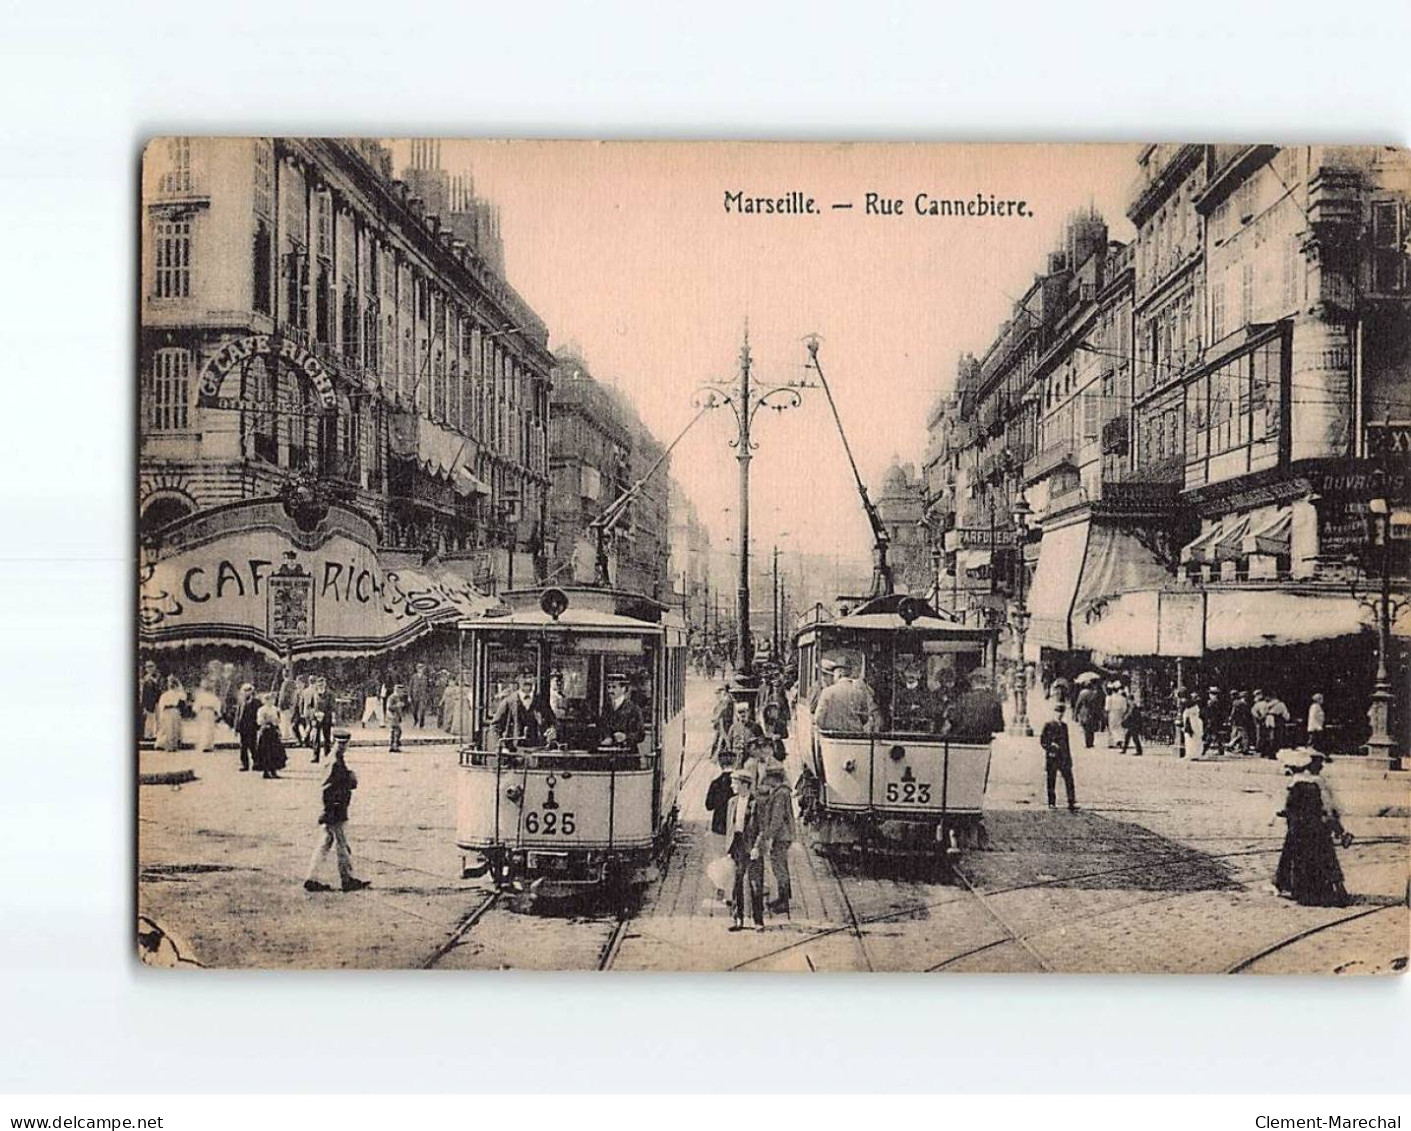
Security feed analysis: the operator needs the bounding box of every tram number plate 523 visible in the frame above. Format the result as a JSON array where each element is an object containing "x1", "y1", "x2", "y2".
[
  {"x1": 885, "y1": 781, "x2": 931, "y2": 804},
  {"x1": 523, "y1": 811, "x2": 576, "y2": 836}
]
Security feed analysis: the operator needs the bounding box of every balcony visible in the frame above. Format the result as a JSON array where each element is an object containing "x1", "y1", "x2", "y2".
[
  {"x1": 1023, "y1": 443, "x2": 1077, "y2": 485},
  {"x1": 1101, "y1": 416, "x2": 1130, "y2": 456}
]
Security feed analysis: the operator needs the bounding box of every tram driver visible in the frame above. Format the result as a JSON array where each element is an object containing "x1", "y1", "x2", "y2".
[
  {"x1": 813, "y1": 653, "x2": 883, "y2": 734},
  {"x1": 487, "y1": 669, "x2": 558, "y2": 751},
  {"x1": 597, "y1": 670, "x2": 647, "y2": 750}
]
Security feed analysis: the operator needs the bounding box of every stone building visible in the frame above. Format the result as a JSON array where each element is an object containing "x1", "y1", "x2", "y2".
[
  {"x1": 873, "y1": 459, "x2": 932, "y2": 595},
  {"x1": 923, "y1": 147, "x2": 1410, "y2": 759},
  {"x1": 547, "y1": 352, "x2": 672, "y2": 598},
  {"x1": 139, "y1": 137, "x2": 553, "y2": 594}
]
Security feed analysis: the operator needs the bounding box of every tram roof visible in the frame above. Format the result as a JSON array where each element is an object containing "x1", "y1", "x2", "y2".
[
  {"x1": 797, "y1": 592, "x2": 996, "y2": 638},
  {"x1": 457, "y1": 585, "x2": 677, "y2": 634}
]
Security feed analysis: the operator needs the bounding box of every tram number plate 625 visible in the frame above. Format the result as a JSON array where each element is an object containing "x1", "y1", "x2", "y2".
[
  {"x1": 885, "y1": 781, "x2": 932, "y2": 804},
  {"x1": 523, "y1": 811, "x2": 576, "y2": 836}
]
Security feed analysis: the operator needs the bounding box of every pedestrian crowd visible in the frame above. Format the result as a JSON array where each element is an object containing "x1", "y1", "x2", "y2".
[{"x1": 705, "y1": 666, "x2": 798, "y2": 932}]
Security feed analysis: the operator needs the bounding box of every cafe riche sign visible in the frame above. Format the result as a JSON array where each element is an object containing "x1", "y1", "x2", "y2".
[
  {"x1": 197, "y1": 334, "x2": 338, "y2": 411},
  {"x1": 138, "y1": 500, "x2": 491, "y2": 657}
]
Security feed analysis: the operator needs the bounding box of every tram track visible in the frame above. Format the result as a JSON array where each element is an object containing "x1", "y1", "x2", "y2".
[
  {"x1": 421, "y1": 889, "x2": 502, "y2": 969},
  {"x1": 729, "y1": 835, "x2": 1408, "y2": 973},
  {"x1": 1223, "y1": 903, "x2": 1405, "y2": 974}
]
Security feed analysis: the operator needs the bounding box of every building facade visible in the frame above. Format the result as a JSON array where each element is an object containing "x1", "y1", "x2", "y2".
[
  {"x1": 139, "y1": 137, "x2": 553, "y2": 594},
  {"x1": 923, "y1": 146, "x2": 1411, "y2": 758},
  {"x1": 547, "y1": 353, "x2": 673, "y2": 598},
  {"x1": 873, "y1": 460, "x2": 932, "y2": 595}
]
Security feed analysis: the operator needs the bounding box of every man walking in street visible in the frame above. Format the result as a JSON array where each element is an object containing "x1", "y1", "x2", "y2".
[
  {"x1": 409, "y1": 663, "x2": 429, "y2": 730},
  {"x1": 232, "y1": 682, "x2": 259, "y2": 772},
  {"x1": 139, "y1": 661, "x2": 162, "y2": 743},
  {"x1": 304, "y1": 730, "x2": 369, "y2": 894},
  {"x1": 1120, "y1": 694, "x2": 1144, "y2": 756},
  {"x1": 1307, "y1": 692, "x2": 1328, "y2": 754},
  {"x1": 1201, "y1": 686, "x2": 1224, "y2": 757},
  {"x1": 1262, "y1": 691, "x2": 1291, "y2": 758},
  {"x1": 1073, "y1": 681, "x2": 1103, "y2": 749},
  {"x1": 725, "y1": 766, "x2": 765, "y2": 932},
  {"x1": 386, "y1": 683, "x2": 406, "y2": 753},
  {"x1": 754, "y1": 761, "x2": 796, "y2": 915},
  {"x1": 309, "y1": 676, "x2": 334, "y2": 764},
  {"x1": 1040, "y1": 701, "x2": 1077, "y2": 811}
]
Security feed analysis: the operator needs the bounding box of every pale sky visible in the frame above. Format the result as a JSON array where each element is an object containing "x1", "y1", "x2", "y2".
[{"x1": 395, "y1": 141, "x2": 1143, "y2": 561}]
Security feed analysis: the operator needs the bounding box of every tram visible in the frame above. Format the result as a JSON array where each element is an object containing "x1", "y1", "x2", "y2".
[
  {"x1": 794, "y1": 594, "x2": 997, "y2": 855},
  {"x1": 453, "y1": 585, "x2": 688, "y2": 897},
  {"x1": 790, "y1": 339, "x2": 1001, "y2": 858}
]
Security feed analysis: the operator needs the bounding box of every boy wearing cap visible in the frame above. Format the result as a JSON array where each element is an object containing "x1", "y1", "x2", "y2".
[
  {"x1": 725, "y1": 767, "x2": 765, "y2": 931},
  {"x1": 304, "y1": 730, "x2": 369, "y2": 893}
]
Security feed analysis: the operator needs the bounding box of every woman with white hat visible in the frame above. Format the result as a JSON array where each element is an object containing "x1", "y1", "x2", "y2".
[{"x1": 1271, "y1": 747, "x2": 1349, "y2": 907}]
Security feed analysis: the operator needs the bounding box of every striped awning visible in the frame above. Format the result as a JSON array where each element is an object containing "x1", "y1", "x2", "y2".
[
  {"x1": 1243, "y1": 508, "x2": 1293, "y2": 557},
  {"x1": 1180, "y1": 521, "x2": 1223, "y2": 565}
]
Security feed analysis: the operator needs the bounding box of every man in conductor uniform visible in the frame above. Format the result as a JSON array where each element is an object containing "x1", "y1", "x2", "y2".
[
  {"x1": 599, "y1": 671, "x2": 646, "y2": 749},
  {"x1": 487, "y1": 670, "x2": 557, "y2": 749},
  {"x1": 813, "y1": 656, "x2": 883, "y2": 734}
]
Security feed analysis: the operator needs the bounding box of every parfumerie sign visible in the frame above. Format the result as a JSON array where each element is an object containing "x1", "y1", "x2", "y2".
[{"x1": 198, "y1": 334, "x2": 337, "y2": 411}]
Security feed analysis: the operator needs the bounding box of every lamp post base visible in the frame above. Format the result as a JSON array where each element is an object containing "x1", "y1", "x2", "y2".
[{"x1": 1366, "y1": 686, "x2": 1403, "y2": 772}]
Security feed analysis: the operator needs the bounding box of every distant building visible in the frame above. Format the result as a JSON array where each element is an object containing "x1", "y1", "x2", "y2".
[
  {"x1": 547, "y1": 352, "x2": 672, "y2": 598},
  {"x1": 668, "y1": 480, "x2": 712, "y2": 632},
  {"x1": 874, "y1": 460, "x2": 932, "y2": 594}
]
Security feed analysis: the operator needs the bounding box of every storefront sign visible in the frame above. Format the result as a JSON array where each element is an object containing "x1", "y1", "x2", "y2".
[
  {"x1": 954, "y1": 527, "x2": 1017, "y2": 549},
  {"x1": 267, "y1": 563, "x2": 315, "y2": 640},
  {"x1": 1365, "y1": 420, "x2": 1411, "y2": 464},
  {"x1": 197, "y1": 334, "x2": 337, "y2": 411},
  {"x1": 139, "y1": 501, "x2": 493, "y2": 656},
  {"x1": 1156, "y1": 590, "x2": 1205, "y2": 657}
]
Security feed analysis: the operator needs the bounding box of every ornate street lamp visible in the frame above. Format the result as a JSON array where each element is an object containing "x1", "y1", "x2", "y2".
[
  {"x1": 695, "y1": 329, "x2": 811, "y2": 696},
  {"x1": 1007, "y1": 493, "x2": 1034, "y2": 737},
  {"x1": 1350, "y1": 494, "x2": 1408, "y2": 771}
]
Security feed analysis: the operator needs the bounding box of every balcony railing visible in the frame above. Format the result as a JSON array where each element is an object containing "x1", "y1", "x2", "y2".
[{"x1": 1025, "y1": 443, "x2": 1077, "y2": 483}]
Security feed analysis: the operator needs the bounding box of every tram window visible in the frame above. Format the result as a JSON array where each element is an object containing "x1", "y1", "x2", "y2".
[
  {"x1": 485, "y1": 644, "x2": 537, "y2": 714},
  {"x1": 889, "y1": 651, "x2": 949, "y2": 733}
]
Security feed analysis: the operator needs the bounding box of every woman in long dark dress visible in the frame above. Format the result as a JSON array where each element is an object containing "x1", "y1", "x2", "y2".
[
  {"x1": 254, "y1": 695, "x2": 287, "y2": 779},
  {"x1": 1273, "y1": 750, "x2": 1348, "y2": 907}
]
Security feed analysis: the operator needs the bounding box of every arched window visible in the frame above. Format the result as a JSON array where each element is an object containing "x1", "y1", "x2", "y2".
[{"x1": 141, "y1": 494, "x2": 193, "y2": 536}]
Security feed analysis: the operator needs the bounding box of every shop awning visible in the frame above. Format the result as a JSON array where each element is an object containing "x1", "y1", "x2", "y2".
[
  {"x1": 1242, "y1": 507, "x2": 1292, "y2": 557},
  {"x1": 1027, "y1": 518, "x2": 1089, "y2": 652},
  {"x1": 389, "y1": 413, "x2": 482, "y2": 497},
  {"x1": 1213, "y1": 515, "x2": 1253, "y2": 563},
  {"x1": 1070, "y1": 526, "x2": 1175, "y2": 655},
  {"x1": 138, "y1": 500, "x2": 498, "y2": 659},
  {"x1": 1180, "y1": 521, "x2": 1222, "y2": 565},
  {"x1": 1204, "y1": 589, "x2": 1368, "y2": 650}
]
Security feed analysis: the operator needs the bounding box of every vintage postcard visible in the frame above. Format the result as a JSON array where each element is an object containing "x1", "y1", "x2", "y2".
[{"x1": 137, "y1": 139, "x2": 1410, "y2": 972}]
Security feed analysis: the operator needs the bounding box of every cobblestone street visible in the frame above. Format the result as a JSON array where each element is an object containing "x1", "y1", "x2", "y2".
[{"x1": 137, "y1": 678, "x2": 1409, "y2": 973}]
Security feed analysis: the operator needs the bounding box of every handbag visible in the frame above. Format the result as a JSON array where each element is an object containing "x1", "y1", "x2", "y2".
[{"x1": 705, "y1": 855, "x2": 736, "y2": 894}]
